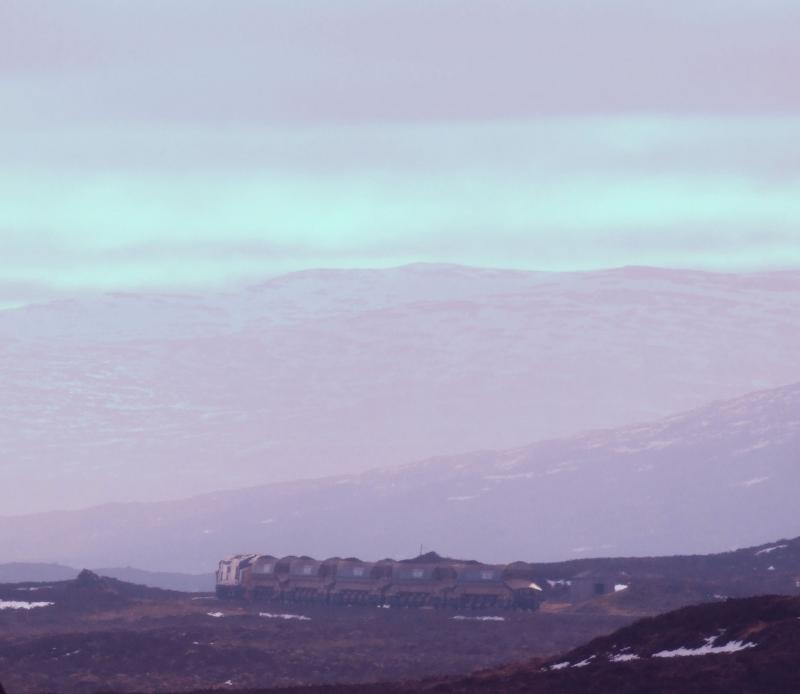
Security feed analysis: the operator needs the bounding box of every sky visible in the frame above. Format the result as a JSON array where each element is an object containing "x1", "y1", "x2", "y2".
[{"x1": 1, "y1": 0, "x2": 800, "y2": 305}]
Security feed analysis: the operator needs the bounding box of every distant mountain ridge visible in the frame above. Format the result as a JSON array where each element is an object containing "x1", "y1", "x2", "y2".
[
  {"x1": 0, "y1": 381, "x2": 797, "y2": 572},
  {"x1": 2, "y1": 263, "x2": 800, "y2": 513},
  {"x1": 0, "y1": 563, "x2": 213, "y2": 592}
]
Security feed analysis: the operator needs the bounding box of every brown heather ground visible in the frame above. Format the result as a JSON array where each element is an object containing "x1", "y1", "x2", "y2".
[
  {"x1": 1, "y1": 571, "x2": 798, "y2": 693},
  {"x1": 122, "y1": 595, "x2": 800, "y2": 694},
  {"x1": 0, "y1": 572, "x2": 629, "y2": 694}
]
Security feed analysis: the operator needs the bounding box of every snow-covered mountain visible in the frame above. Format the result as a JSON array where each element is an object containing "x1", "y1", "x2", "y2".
[
  {"x1": 1, "y1": 381, "x2": 797, "y2": 572},
  {"x1": 2, "y1": 263, "x2": 800, "y2": 512}
]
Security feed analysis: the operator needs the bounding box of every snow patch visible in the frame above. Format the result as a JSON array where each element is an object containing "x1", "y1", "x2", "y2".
[
  {"x1": 452, "y1": 615, "x2": 505, "y2": 622},
  {"x1": 0, "y1": 600, "x2": 54, "y2": 610},
  {"x1": 572, "y1": 656, "x2": 595, "y2": 668},
  {"x1": 483, "y1": 472, "x2": 535, "y2": 481},
  {"x1": 755, "y1": 544, "x2": 787, "y2": 556},
  {"x1": 738, "y1": 476, "x2": 770, "y2": 488},
  {"x1": 207, "y1": 611, "x2": 225, "y2": 618},
  {"x1": 613, "y1": 439, "x2": 675, "y2": 454},
  {"x1": 653, "y1": 635, "x2": 756, "y2": 658},
  {"x1": 610, "y1": 652, "x2": 640, "y2": 662},
  {"x1": 735, "y1": 441, "x2": 772, "y2": 454},
  {"x1": 259, "y1": 611, "x2": 311, "y2": 621}
]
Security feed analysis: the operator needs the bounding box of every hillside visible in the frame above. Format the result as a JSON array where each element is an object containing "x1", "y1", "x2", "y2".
[
  {"x1": 0, "y1": 569, "x2": 183, "y2": 617},
  {"x1": 433, "y1": 594, "x2": 800, "y2": 694},
  {"x1": 0, "y1": 545, "x2": 797, "y2": 693},
  {"x1": 131, "y1": 595, "x2": 800, "y2": 694},
  {"x1": 1, "y1": 381, "x2": 798, "y2": 571},
  {"x1": 16, "y1": 592, "x2": 792, "y2": 694},
  {"x1": 0, "y1": 571, "x2": 629, "y2": 694},
  {"x1": 0, "y1": 563, "x2": 214, "y2": 592},
  {"x1": 2, "y1": 264, "x2": 800, "y2": 513}
]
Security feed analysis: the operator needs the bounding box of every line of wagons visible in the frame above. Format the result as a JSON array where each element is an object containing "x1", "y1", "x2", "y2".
[{"x1": 216, "y1": 554, "x2": 543, "y2": 609}]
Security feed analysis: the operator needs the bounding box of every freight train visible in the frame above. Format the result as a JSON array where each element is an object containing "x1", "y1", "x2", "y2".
[{"x1": 216, "y1": 554, "x2": 543, "y2": 609}]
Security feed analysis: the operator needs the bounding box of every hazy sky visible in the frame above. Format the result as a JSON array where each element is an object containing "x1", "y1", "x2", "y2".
[{"x1": 2, "y1": 0, "x2": 799, "y2": 303}]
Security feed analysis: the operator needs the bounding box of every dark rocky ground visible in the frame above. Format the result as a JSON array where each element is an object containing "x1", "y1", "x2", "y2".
[
  {"x1": 132, "y1": 595, "x2": 800, "y2": 694},
  {"x1": 0, "y1": 572, "x2": 629, "y2": 693}
]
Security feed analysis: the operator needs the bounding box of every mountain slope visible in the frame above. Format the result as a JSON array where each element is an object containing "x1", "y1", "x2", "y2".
[
  {"x1": 438, "y1": 595, "x2": 800, "y2": 694},
  {"x1": 1, "y1": 381, "x2": 798, "y2": 572},
  {"x1": 0, "y1": 563, "x2": 213, "y2": 592},
  {"x1": 2, "y1": 264, "x2": 800, "y2": 512},
  {"x1": 72, "y1": 595, "x2": 800, "y2": 694}
]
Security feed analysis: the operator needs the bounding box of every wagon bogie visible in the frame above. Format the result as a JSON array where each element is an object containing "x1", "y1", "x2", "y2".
[{"x1": 251, "y1": 585, "x2": 280, "y2": 601}]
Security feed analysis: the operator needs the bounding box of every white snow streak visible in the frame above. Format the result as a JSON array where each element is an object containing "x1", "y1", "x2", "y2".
[
  {"x1": 609, "y1": 653, "x2": 640, "y2": 662},
  {"x1": 259, "y1": 612, "x2": 311, "y2": 621},
  {"x1": 738, "y1": 476, "x2": 770, "y2": 488},
  {"x1": 653, "y1": 635, "x2": 756, "y2": 658},
  {"x1": 0, "y1": 600, "x2": 54, "y2": 610},
  {"x1": 572, "y1": 656, "x2": 595, "y2": 668},
  {"x1": 452, "y1": 615, "x2": 505, "y2": 622}
]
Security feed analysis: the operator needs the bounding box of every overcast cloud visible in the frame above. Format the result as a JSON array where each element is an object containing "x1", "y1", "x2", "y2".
[{"x1": 1, "y1": 0, "x2": 799, "y2": 300}]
